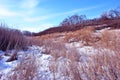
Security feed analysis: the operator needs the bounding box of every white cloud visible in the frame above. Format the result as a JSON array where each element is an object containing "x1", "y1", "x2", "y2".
[
  {"x1": 0, "y1": 6, "x2": 21, "y2": 17},
  {"x1": 23, "y1": 6, "x2": 100, "y2": 22},
  {"x1": 50, "y1": 6, "x2": 101, "y2": 17},
  {"x1": 21, "y1": 0, "x2": 40, "y2": 9},
  {"x1": 0, "y1": 0, "x2": 40, "y2": 17}
]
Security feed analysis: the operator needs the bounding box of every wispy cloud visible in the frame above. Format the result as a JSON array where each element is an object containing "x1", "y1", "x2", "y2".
[
  {"x1": 0, "y1": 0, "x2": 41, "y2": 17},
  {"x1": 20, "y1": 0, "x2": 40, "y2": 9},
  {"x1": 0, "y1": 0, "x2": 101, "y2": 22},
  {"x1": 0, "y1": 6, "x2": 21, "y2": 17},
  {"x1": 23, "y1": 6, "x2": 100, "y2": 22},
  {"x1": 60, "y1": 6, "x2": 99, "y2": 15}
]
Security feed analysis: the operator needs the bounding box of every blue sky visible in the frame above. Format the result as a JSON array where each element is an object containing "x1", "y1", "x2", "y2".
[{"x1": 0, "y1": 0, "x2": 120, "y2": 32}]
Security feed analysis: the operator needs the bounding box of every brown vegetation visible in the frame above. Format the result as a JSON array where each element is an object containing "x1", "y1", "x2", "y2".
[
  {"x1": 0, "y1": 26, "x2": 29, "y2": 51},
  {"x1": 47, "y1": 30, "x2": 120, "y2": 80}
]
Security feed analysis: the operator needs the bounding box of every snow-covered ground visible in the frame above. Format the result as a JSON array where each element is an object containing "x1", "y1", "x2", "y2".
[
  {"x1": 0, "y1": 46, "x2": 52, "y2": 80},
  {"x1": 0, "y1": 55, "x2": 18, "y2": 79},
  {"x1": 0, "y1": 46, "x2": 74, "y2": 80},
  {"x1": 0, "y1": 45, "x2": 92, "y2": 80}
]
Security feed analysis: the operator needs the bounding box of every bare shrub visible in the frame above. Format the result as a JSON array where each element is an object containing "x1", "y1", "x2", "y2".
[
  {"x1": 0, "y1": 26, "x2": 29, "y2": 51},
  {"x1": 6, "y1": 53, "x2": 39, "y2": 80}
]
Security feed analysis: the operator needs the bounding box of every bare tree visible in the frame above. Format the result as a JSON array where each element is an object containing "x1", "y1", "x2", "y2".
[
  {"x1": 101, "y1": 7, "x2": 120, "y2": 20},
  {"x1": 60, "y1": 14, "x2": 86, "y2": 27}
]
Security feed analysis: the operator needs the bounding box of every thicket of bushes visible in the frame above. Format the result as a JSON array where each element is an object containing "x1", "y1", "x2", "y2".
[{"x1": 0, "y1": 25, "x2": 29, "y2": 51}]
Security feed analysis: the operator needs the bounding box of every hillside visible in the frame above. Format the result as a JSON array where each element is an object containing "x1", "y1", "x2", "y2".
[
  {"x1": 0, "y1": 24, "x2": 120, "y2": 80},
  {"x1": 33, "y1": 18, "x2": 120, "y2": 36}
]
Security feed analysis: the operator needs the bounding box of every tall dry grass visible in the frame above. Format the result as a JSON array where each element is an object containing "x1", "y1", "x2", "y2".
[
  {"x1": 100, "y1": 30, "x2": 120, "y2": 50},
  {"x1": 64, "y1": 27, "x2": 95, "y2": 45},
  {"x1": 46, "y1": 29, "x2": 120, "y2": 80},
  {"x1": 0, "y1": 26, "x2": 31, "y2": 62},
  {"x1": 0, "y1": 26, "x2": 29, "y2": 51},
  {"x1": 48, "y1": 47, "x2": 120, "y2": 80},
  {"x1": 5, "y1": 53, "x2": 39, "y2": 80}
]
